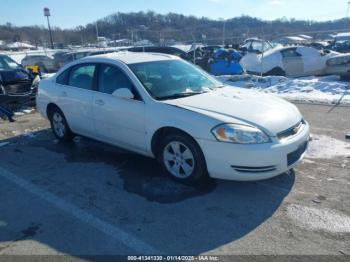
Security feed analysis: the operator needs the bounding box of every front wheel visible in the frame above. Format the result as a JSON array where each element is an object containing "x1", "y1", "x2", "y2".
[
  {"x1": 158, "y1": 132, "x2": 208, "y2": 185},
  {"x1": 49, "y1": 107, "x2": 74, "y2": 142}
]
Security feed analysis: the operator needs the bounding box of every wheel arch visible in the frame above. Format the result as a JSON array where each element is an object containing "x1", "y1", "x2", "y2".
[
  {"x1": 151, "y1": 126, "x2": 205, "y2": 161},
  {"x1": 46, "y1": 102, "x2": 60, "y2": 118}
]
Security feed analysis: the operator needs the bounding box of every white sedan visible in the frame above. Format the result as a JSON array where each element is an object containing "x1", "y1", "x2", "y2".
[
  {"x1": 240, "y1": 46, "x2": 338, "y2": 77},
  {"x1": 37, "y1": 52, "x2": 310, "y2": 184}
]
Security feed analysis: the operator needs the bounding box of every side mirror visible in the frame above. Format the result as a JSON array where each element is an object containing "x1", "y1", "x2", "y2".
[{"x1": 112, "y1": 88, "x2": 134, "y2": 100}]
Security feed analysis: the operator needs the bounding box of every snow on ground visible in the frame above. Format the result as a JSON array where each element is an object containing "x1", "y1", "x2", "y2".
[
  {"x1": 306, "y1": 134, "x2": 350, "y2": 159},
  {"x1": 218, "y1": 74, "x2": 350, "y2": 105}
]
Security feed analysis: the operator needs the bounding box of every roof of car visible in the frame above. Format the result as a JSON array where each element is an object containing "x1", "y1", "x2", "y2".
[{"x1": 83, "y1": 51, "x2": 179, "y2": 64}]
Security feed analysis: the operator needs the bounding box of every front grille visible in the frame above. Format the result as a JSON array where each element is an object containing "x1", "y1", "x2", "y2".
[
  {"x1": 231, "y1": 165, "x2": 277, "y2": 173},
  {"x1": 3, "y1": 81, "x2": 33, "y2": 96},
  {"x1": 287, "y1": 141, "x2": 308, "y2": 166},
  {"x1": 278, "y1": 120, "x2": 305, "y2": 140}
]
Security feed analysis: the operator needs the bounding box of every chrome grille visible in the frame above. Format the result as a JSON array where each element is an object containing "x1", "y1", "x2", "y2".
[{"x1": 278, "y1": 120, "x2": 305, "y2": 140}]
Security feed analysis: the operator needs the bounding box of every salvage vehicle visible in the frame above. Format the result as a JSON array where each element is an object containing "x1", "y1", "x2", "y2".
[
  {"x1": 240, "y1": 38, "x2": 276, "y2": 54},
  {"x1": 240, "y1": 46, "x2": 339, "y2": 77},
  {"x1": 52, "y1": 51, "x2": 70, "y2": 69},
  {"x1": 60, "y1": 51, "x2": 92, "y2": 66},
  {"x1": 21, "y1": 55, "x2": 59, "y2": 73},
  {"x1": 330, "y1": 41, "x2": 350, "y2": 53},
  {"x1": 37, "y1": 52, "x2": 310, "y2": 184},
  {"x1": 0, "y1": 54, "x2": 39, "y2": 105},
  {"x1": 326, "y1": 53, "x2": 350, "y2": 79}
]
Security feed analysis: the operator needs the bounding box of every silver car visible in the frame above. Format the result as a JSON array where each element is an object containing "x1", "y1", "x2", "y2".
[
  {"x1": 21, "y1": 55, "x2": 58, "y2": 73},
  {"x1": 326, "y1": 54, "x2": 350, "y2": 79}
]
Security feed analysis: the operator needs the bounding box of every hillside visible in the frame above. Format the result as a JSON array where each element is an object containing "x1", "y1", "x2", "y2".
[{"x1": 1, "y1": 11, "x2": 350, "y2": 46}]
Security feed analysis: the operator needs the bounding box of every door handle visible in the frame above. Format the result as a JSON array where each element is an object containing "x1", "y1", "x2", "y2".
[
  {"x1": 61, "y1": 91, "x2": 67, "y2": 97},
  {"x1": 95, "y1": 99, "x2": 105, "y2": 106}
]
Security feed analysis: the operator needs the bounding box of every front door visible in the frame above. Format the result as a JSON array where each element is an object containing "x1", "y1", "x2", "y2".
[
  {"x1": 92, "y1": 63, "x2": 146, "y2": 152},
  {"x1": 281, "y1": 48, "x2": 304, "y2": 77}
]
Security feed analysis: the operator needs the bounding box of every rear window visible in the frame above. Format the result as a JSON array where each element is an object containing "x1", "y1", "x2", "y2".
[
  {"x1": 56, "y1": 69, "x2": 70, "y2": 85},
  {"x1": 68, "y1": 64, "x2": 96, "y2": 90}
]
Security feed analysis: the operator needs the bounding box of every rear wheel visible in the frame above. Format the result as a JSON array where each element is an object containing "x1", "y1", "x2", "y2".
[
  {"x1": 158, "y1": 132, "x2": 208, "y2": 185},
  {"x1": 264, "y1": 67, "x2": 286, "y2": 77},
  {"x1": 48, "y1": 107, "x2": 74, "y2": 142}
]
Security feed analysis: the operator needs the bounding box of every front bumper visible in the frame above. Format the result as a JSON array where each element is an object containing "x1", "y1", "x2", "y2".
[
  {"x1": 326, "y1": 64, "x2": 350, "y2": 77},
  {"x1": 197, "y1": 122, "x2": 310, "y2": 181}
]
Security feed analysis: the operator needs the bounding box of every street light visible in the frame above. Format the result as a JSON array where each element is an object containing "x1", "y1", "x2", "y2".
[{"x1": 43, "y1": 7, "x2": 54, "y2": 49}]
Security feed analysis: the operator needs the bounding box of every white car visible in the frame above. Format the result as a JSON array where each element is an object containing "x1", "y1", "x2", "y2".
[
  {"x1": 240, "y1": 46, "x2": 338, "y2": 77},
  {"x1": 37, "y1": 52, "x2": 310, "y2": 184}
]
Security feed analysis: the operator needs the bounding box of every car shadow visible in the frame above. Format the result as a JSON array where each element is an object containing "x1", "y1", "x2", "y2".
[{"x1": 0, "y1": 129, "x2": 295, "y2": 255}]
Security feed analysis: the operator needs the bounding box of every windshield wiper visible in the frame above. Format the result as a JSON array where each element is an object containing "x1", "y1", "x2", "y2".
[{"x1": 157, "y1": 91, "x2": 208, "y2": 100}]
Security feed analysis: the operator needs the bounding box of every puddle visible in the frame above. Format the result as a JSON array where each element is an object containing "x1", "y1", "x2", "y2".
[{"x1": 287, "y1": 204, "x2": 350, "y2": 233}]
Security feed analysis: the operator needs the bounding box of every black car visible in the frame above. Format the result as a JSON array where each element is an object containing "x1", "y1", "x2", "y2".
[
  {"x1": 331, "y1": 41, "x2": 350, "y2": 53},
  {"x1": 0, "y1": 54, "x2": 38, "y2": 105},
  {"x1": 128, "y1": 46, "x2": 190, "y2": 60},
  {"x1": 88, "y1": 50, "x2": 117, "y2": 56}
]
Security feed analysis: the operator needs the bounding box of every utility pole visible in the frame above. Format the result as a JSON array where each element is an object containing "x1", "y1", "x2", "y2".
[
  {"x1": 222, "y1": 19, "x2": 227, "y2": 46},
  {"x1": 43, "y1": 7, "x2": 54, "y2": 49},
  {"x1": 95, "y1": 22, "x2": 99, "y2": 47}
]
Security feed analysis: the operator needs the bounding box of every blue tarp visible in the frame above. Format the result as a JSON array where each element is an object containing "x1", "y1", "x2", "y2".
[{"x1": 208, "y1": 48, "x2": 243, "y2": 76}]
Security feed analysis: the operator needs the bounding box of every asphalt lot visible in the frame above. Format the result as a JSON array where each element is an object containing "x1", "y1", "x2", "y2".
[{"x1": 0, "y1": 103, "x2": 349, "y2": 259}]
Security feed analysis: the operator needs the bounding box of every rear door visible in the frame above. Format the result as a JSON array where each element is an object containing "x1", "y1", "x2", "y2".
[
  {"x1": 281, "y1": 48, "x2": 304, "y2": 77},
  {"x1": 92, "y1": 63, "x2": 146, "y2": 151},
  {"x1": 56, "y1": 63, "x2": 97, "y2": 137}
]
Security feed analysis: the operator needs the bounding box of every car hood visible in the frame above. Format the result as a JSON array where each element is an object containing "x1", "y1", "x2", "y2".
[{"x1": 163, "y1": 87, "x2": 302, "y2": 136}]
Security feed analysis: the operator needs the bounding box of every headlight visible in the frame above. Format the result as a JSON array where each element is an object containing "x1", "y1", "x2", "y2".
[{"x1": 211, "y1": 124, "x2": 271, "y2": 144}]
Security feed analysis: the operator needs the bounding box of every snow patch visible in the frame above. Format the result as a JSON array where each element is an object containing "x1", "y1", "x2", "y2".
[
  {"x1": 219, "y1": 74, "x2": 350, "y2": 105},
  {"x1": 306, "y1": 135, "x2": 350, "y2": 159},
  {"x1": 287, "y1": 204, "x2": 350, "y2": 233}
]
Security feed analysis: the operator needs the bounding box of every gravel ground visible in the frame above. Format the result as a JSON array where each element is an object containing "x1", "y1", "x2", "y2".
[{"x1": 0, "y1": 103, "x2": 349, "y2": 260}]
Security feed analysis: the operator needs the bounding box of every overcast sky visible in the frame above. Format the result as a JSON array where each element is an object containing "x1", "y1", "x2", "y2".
[{"x1": 0, "y1": 0, "x2": 348, "y2": 28}]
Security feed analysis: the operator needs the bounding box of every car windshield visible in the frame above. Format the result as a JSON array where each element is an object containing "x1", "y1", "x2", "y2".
[
  {"x1": 0, "y1": 56, "x2": 21, "y2": 70},
  {"x1": 129, "y1": 60, "x2": 223, "y2": 100}
]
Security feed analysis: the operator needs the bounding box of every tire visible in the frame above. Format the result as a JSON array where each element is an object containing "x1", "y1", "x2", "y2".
[
  {"x1": 48, "y1": 107, "x2": 74, "y2": 142},
  {"x1": 157, "y1": 131, "x2": 208, "y2": 185},
  {"x1": 340, "y1": 75, "x2": 350, "y2": 81},
  {"x1": 264, "y1": 67, "x2": 286, "y2": 77}
]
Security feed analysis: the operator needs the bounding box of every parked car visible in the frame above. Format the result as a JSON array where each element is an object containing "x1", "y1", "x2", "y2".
[
  {"x1": 0, "y1": 54, "x2": 39, "y2": 105},
  {"x1": 128, "y1": 46, "x2": 190, "y2": 60},
  {"x1": 60, "y1": 51, "x2": 92, "y2": 65},
  {"x1": 307, "y1": 41, "x2": 331, "y2": 50},
  {"x1": 330, "y1": 41, "x2": 350, "y2": 53},
  {"x1": 240, "y1": 38, "x2": 276, "y2": 54},
  {"x1": 52, "y1": 51, "x2": 70, "y2": 69},
  {"x1": 21, "y1": 55, "x2": 58, "y2": 73},
  {"x1": 88, "y1": 50, "x2": 117, "y2": 57},
  {"x1": 326, "y1": 53, "x2": 350, "y2": 79},
  {"x1": 37, "y1": 52, "x2": 310, "y2": 184},
  {"x1": 240, "y1": 46, "x2": 339, "y2": 77}
]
